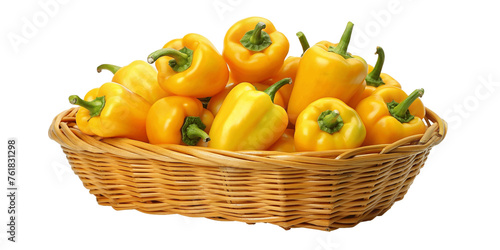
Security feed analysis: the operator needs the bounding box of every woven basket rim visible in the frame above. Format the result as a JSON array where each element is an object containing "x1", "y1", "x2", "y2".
[{"x1": 48, "y1": 107, "x2": 446, "y2": 170}]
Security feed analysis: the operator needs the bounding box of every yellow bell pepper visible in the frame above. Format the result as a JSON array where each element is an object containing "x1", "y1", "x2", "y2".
[
  {"x1": 148, "y1": 33, "x2": 229, "y2": 98},
  {"x1": 347, "y1": 47, "x2": 402, "y2": 108},
  {"x1": 208, "y1": 78, "x2": 291, "y2": 151},
  {"x1": 268, "y1": 129, "x2": 295, "y2": 152},
  {"x1": 146, "y1": 96, "x2": 213, "y2": 145},
  {"x1": 262, "y1": 32, "x2": 311, "y2": 109},
  {"x1": 96, "y1": 60, "x2": 169, "y2": 104},
  {"x1": 69, "y1": 82, "x2": 151, "y2": 142},
  {"x1": 207, "y1": 82, "x2": 286, "y2": 117},
  {"x1": 295, "y1": 98, "x2": 366, "y2": 151},
  {"x1": 288, "y1": 22, "x2": 368, "y2": 125},
  {"x1": 356, "y1": 87, "x2": 427, "y2": 145},
  {"x1": 223, "y1": 17, "x2": 289, "y2": 83}
]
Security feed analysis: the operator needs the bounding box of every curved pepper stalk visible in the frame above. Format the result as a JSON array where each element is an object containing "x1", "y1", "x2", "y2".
[
  {"x1": 387, "y1": 88, "x2": 424, "y2": 123},
  {"x1": 68, "y1": 95, "x2": 105, "y2": 119},
  {"x1": 263, "y1": 77, "x2": 292, "y2": 103},
  {"x1": 181, "y1": 116, "x2": 210, "y2": 146},
  {"x1": 296, "y1": 31, "x2": 310, "y2": 57},
  {"x1": 365, "y1": 46, "x2": 386, "y2": 87},
  {"x1": 240, "y1": 22, "x2": 272, "y2": 51},
  {"x1": 96, "y1": 64, "x2": 122, "y2": 74},
  {"x1": 147, "y1": 47, "x2": 194, "y2": 73}
]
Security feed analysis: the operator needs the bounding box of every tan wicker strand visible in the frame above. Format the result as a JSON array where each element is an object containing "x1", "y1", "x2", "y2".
[{"x1": 49, "y1": 107, "x2": 446, "y2": 231}]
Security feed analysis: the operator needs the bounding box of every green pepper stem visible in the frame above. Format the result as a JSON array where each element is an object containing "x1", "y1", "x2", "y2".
[
  {"x1": 240, "y1": 22, "x2": 272, "y2": 51},
  {"x1": 318, "y1": 110, "x2": 344, "y2": 134},
  {"x1": 322, "y1": 110, "x2": 340, "y2": 128},
  {"x1": 186, "y1": 124, "x2": 210, "y2": 143},
  {"x1": 296, "y1": 31, "x2": 310, "y2": 56},
  {"x1": 263, "y1": 78, "x2": 292, "y2": 103},
  {"x1": 181, "y1": 116, "x2": 208, "y2": 145},
  {"x1": 68, "y1": 95, "x2": 105, "y2": 118},
  {"x1": 392, "y1": 89, "x2": 424, "y2": 118},
  {"x1": 365, "y1": 46, "x2": 385, "y2": 87},
  {"x1": 147, "y1": 48, "x2": 189, "y2": 65},
  {"x1": 330, "y1": 21, "x2": 354, "y2": 59},
  {"x1": 250, "y1": 22, "x2": 266, "y2": 45},
  {"x1": 96, "y1": 64, "x2": 122, "y2": 74}
]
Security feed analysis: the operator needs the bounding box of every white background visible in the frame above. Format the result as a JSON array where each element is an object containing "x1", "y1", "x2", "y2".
[{"x1": 1, "y1": 0, "x2": 499, "y2": 249}]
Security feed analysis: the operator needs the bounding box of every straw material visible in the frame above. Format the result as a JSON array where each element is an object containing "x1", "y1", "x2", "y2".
[{"x1": 49, "y1": 107, "x2": 446, "y2": 231}]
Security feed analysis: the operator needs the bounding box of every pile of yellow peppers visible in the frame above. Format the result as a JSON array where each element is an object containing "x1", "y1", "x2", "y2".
[{"x1": 69, "y1": 17, "x2": 428, "y2": 152}]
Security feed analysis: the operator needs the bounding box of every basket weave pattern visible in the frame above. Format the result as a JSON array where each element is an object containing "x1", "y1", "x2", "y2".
[{"x1": 49, "y1": 107, "x2": 446, "y2": 231}]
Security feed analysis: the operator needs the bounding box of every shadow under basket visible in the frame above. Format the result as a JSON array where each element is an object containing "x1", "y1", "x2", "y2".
[{"x1": 49, "y1": 107, "x2": 446, "y2": 231}]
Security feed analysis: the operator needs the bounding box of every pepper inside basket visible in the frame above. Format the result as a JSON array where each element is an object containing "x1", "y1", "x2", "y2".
[{"x1": 49, "y1": 107, "x2": 446, "y2": 231}]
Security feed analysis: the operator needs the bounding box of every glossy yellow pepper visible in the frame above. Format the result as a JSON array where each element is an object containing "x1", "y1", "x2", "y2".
[
  {"x1": 146, "y1": 96, "x2": 212, "y2": 145},
  {"x1": 262, "y1": 32, "x2": 311, "y2": 109},
  {"x1": 288, "y1": 22, "x2": 368, "y2": 125},
  {"x1": 148, "y1": 33, "x2": 229, "y2": 98},
  {"x1": 347, "y1": 47, "x2": 402, "y2": 108},
  {"x1": 295, "y1": 98, "x2": 366, "y2": 151},
  {"x1": 96, "y1": 60, "x2": 169, "y2": 104},
  {"x1": 356, "y1": 87, "x2": 427, "y2": 145},
  {"x1": 69, "y1": 82, "x2": 151, "y2": 142},
  {"x1": 207, "y1": 82, "x2": 286, "y2": 117},
  {"x1": 223, "y1": 16, "x2": 289, "y2": 83},
  {"x1": 208, "y1": 78, "x2": 291, "y2": 151},
  {"x1": 268, "y1": 129, "x2": 295, "y2": 152}
]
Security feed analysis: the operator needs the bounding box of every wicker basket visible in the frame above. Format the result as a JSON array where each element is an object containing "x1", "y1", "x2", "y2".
[{"x1": 49, "y1": 107, "x2": 446, "y2": 231}]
